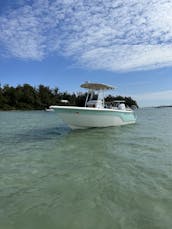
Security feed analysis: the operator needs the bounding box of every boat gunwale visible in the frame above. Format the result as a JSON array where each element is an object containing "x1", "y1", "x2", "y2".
[{"x1": 50, "y1": 105, "x2": 134, "y2": 113}]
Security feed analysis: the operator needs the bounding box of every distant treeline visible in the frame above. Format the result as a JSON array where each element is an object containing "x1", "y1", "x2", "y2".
[{"x1": 0, "y1": 84, "x2": 138, "y2": 110}]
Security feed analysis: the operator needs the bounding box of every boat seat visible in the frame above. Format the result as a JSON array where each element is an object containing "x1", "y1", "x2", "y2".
[{"x1": 86, "y1": 100, "x2": 103, "y2": 108}]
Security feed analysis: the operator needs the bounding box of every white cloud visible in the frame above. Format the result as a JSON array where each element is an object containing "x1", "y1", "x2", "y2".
[{"x1": 1, "y1": 0, "x2": 172, "y2": 71}]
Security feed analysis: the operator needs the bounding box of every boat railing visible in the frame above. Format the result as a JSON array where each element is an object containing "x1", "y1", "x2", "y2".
[{"x1": 104, "y1": 102, "x2": 134, "y2": 111}]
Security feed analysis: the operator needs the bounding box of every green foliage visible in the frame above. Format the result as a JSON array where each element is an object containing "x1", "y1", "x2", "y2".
[{"x1": 0, "y1": 83, "x2": 138, "y2": 110}]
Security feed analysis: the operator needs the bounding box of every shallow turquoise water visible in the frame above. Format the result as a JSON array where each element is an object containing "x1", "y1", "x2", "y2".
[{"x1": 0, "y1": 109, "x2": 172, "y2": 229}]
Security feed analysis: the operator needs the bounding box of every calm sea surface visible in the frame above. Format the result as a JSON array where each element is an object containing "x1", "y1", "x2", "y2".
[{"x1": 0, "y1": 108, "x2": 172, "y2": 229}]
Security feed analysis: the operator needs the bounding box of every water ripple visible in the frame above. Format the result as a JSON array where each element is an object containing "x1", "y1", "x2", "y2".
[{"x1": 0, "y1": 109, "x2": 172, "y2": 228}]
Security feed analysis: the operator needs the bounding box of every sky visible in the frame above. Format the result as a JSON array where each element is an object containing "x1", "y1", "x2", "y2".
[{"x1": 0, "y1": 0, "x2": 172, "y2": 107}]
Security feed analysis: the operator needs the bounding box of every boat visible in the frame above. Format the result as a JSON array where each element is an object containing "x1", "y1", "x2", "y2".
[
  {"x1": 50, "y1": 82, "x2": 136, "y2": 129},
  {"x1": 45, "y1": 108, "x2": 54, "y2": 112}
]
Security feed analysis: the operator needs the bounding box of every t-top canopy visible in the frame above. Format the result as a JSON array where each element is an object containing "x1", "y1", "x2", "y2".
[{"x1": 80, "y1": 82, "x2": 115, "y2": 90}]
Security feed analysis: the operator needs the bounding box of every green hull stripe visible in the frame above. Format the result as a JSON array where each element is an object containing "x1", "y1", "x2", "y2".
[{"x1": 54, "y1": 108, "x2": 136, "y2": 122}]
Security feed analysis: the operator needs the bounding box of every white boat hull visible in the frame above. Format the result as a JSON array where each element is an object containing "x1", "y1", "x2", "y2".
[{"x1": 50, "y1": 106, "x2": 136, "y2": 129}]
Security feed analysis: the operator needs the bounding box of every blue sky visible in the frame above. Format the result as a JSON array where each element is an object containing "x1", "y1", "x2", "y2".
[{"x1": 0, "y1": 0, "x2": 172, "y2": 107}]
